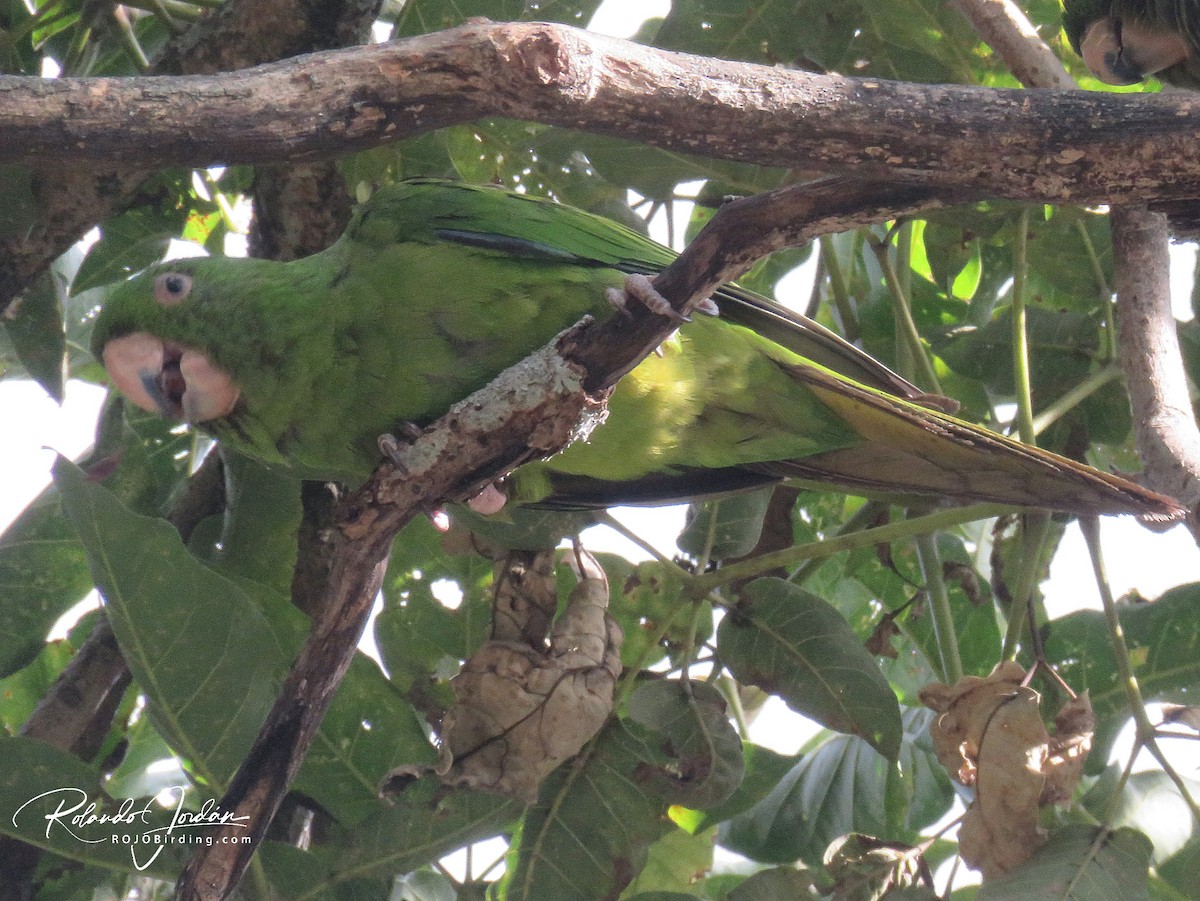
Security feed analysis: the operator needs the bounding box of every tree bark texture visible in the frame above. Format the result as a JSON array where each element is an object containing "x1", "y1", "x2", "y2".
[{"x1": 2, "y1": 20, "x2": 1200, "y2": 205}]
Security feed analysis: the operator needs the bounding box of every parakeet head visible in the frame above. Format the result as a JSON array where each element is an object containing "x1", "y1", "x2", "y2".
[
  {"x1": 92, "y1": 256, "x2": 285, "y2": 425},
  {"x1": 1063, "y1": 0, "x2": 1196, "y2": 86}
]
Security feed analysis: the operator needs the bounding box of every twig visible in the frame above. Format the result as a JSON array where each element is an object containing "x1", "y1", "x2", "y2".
[{"x1": 1080, "y1": 516, "x2": 1200, "y2": 826}]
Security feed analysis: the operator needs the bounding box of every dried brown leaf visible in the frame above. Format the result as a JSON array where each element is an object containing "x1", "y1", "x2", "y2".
[
  {"x1": 440, "y1": 551, "x2": 623, "y2": 801},
  {"x1": 920, "y1": 662, "x2": 1050, "y2": 880},
  {"x1": 866, "y1": 617, "x2": 901, "y2": 659},
  {"x1": 1041, "y1": 692, "x2": 1094, "y2": 805}
]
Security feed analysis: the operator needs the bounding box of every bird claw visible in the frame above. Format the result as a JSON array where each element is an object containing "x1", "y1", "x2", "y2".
[
  {"x1": 604, "y1": 273, "x2": 718, "y2": 323},
  {"x1": 378, "y1": 424, "x2": 423, "y2": 477}
]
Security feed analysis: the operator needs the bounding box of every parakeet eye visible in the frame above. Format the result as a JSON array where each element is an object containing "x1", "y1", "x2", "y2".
[{"x1": 153, "y1": 272, "x2": 193, "y2": 306}]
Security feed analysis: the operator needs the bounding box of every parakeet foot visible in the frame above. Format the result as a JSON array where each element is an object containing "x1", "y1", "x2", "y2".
[
  {"x1": 466, "y1": 483, "x2": 508, "y2": 515},
  {"x1": 378, "y1": 425, "x2": 425, "y2": 476},
  {"x1": 604, "y1": 273, "x2": 719, "y2": 322}
]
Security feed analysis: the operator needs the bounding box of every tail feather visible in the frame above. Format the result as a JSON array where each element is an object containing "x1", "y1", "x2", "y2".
[{"x1": 764, "y1": 363, "x2": 1186, "y2": 521}]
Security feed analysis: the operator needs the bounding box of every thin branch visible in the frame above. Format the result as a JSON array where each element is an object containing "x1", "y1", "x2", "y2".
[
  {"x1": 949, "y1": 0, "x2": 1076, "y2": 90},
  {"x1": 1111, "y1": 211, "x2": 1200, "y2": 522}
]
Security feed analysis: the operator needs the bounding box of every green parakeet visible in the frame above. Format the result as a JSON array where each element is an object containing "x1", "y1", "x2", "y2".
[
  {"x1": 1063, "y1": 0, "x2": 1200, "y2": 87},
  {"x1": 92, "y1": 180, "x2": 1183, "y2": 519}
]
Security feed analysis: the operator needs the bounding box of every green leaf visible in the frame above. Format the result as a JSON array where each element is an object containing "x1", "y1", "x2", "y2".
[
  {"x1": 448, "y1": 503, "x2": 595, "y2": 551},
  {"x1": 0, "y1": 734, "x2": 186, "y2": 876},
  {"x1": 211, "y1": 452, "x2": 301, "y2": 597},
  {"x1": 3, "y1": 271, "x2": 66, "y2": 401},
  {"x1": 725, "y1": 867, "x2": 819, "y2": 900},
  {"x1": 1083, "y1": 769, "x2": 1200, "y2": 866},
  {"x1": 717, "y1": 578, "x2": 902, "y2": 759},
  {"x1": 331, "y1": 779, "x2": 519, "y2": 882},
  {"x1": 627, "y1": 680, "x2": 745, "y2": 809},
  {"x1": 975, "y1": 826, "x2": 1152, "y2": 901},
  {"x1": 71, "y1": 208, "x2": 180, "y2": 295},
  {"x1": 0, "y1": 483, "x2": 93, "y2": 677},
  {"x1": 392, "y1": 0, "x2": 601, "y2": 37},
  {"x1": 499, "y1": 720, "x2": 678, "y2": 900},
  {"x1": 716, "y1": 709, "x2": 946, "y2": 866},
  {"x1": 0, "y1": 636, "x2": 77, "y2": 732},
  {"x1": 376, "y1": 516, "x2": 494, "y2": 691},
  {"x1": 687, "y1": 744, "x2": 801, "y2": 834},
  {"x1": 622, "y1": 827, "x2": 715, "y2": 898},
  {"x1": 293, "y1": 655, "x2": 437, "y2": 826},
  {"x1": 54, "y1": 457, "x2": 286, "y2": 789},
  {"x1": 678, "y1": 488, "x2": 773, "y2": 561}
]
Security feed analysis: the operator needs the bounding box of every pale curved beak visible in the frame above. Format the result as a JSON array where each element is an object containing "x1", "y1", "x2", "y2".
[
  {"x1": 102, "y1": 332, "x2": 240, "y2": 423},
  {"x1": 1080, "y1": 17, "x2": 1190, "y2": 85}
]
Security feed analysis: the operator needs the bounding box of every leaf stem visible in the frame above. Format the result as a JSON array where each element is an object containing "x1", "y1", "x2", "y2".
[
  {"x1": 1000, "y1": 511, "x2": 1051, "y2": 660},
  {"x1": 869, "y1": 231, "x2": 942, "y2": 394},
  {"x1": 1080, "y1": 515, "x2": 1200, "y2": 826},
  {"x1": 820, "y1": 235, "x2": 860, "y2": 342},
  {"x1": 1011, "y1": 206, "x2": 1036, "y2": 445},
  {"x1": 689, "y1": 502, "x2": 1014, "y2": 596},
  {"x1": 1030, "y1": 364, "x2": 1121, "y2": 436},
  {"x1": 1074, "y1": 218, "x2": 1118, "y2": 361},
  {"x1": 915, "y1": 532, "x2": 963, "y2": 683}
]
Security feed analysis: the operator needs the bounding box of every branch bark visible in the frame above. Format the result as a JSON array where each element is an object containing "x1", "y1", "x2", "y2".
[
  {"x1": 4, "y1": 21, "x2": 1200, "y2": 202},
  {"x1": 1112, "y1": 211, "x2": 1200, "y2": 519}
]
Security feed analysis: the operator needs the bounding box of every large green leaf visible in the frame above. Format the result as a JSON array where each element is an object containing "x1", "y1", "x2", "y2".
[
  {"x1": 717, "y1": 577, "x2": 902, "y2": 759},
  {"x1": 2, "y1": 270, "x2": 65, "y2": 401},
  {"x1": 0, "y1": 484, "x2": 93, "y2": 677},
  {"x1": 1083, "y1": 769, "x2": 1200, "y2": 866},
  {"x1": 677, "y1": 488, "x2": 773, "y2": 562},
  {"x1": 328, "y1": 780, "x2": 519, "y2": 883},
  {"x1": 0, "y1": 735, "x2": 186, "y2": 877},
  {"x1": 717, "y1": 708, "x2": 948, "y2": 866},
  {"x1": 499, "y1": 719, "x2": 681, "y2": 901},
  {"x1": 975, "y1": 826, "x2": 1152, "y2": 901},
  {"x1": 688, "y1": 743, "x2": 801, "y2": 833},
  {"x1": 71, "y1": 208, "x2": 182, "y2": 295},
  {"x1": 654, "y1": 0, "x2": 988, "y2": 84},
  {"x1": 292, "y1": 654, "x2": 438, "y2": 826},
  {"x1": 54, "y1": 457, "x2": 286, "y2": 789},
  {"x1": 627, "y1": 680, "x2": 745, "y2": 809}
]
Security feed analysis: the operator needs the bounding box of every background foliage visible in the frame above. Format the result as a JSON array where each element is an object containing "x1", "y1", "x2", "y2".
[{"x1": 0, "y1": 1, "x2": 1197, "y2": 899}]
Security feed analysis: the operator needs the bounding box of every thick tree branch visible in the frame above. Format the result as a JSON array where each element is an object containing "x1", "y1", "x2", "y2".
[{"x1": 4, "y1": 21, "x2": 1200, "y2": 204}]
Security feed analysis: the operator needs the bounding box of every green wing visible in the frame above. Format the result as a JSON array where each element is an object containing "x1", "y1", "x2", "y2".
[{"x1": 348, "y1": 180, "x2": 932, "y2": 402}]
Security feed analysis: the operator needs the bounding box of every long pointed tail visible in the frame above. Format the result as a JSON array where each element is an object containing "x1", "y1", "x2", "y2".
[{"x1": 756, "y1": 363, "x2": 1186, "y2": 521}]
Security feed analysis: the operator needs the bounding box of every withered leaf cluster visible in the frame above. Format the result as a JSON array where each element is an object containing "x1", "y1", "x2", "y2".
[
  {"x1": 439, "y1": 549, "x2": 623, "y2": 801},
  {"x1": 920, "y1": 661, "x2": 1095, "y2": 880}
]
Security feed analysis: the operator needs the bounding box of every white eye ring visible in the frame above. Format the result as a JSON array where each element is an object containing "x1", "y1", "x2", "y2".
[{"x1": 153, "y1": 272, "x2": 193, "y2": 306}]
